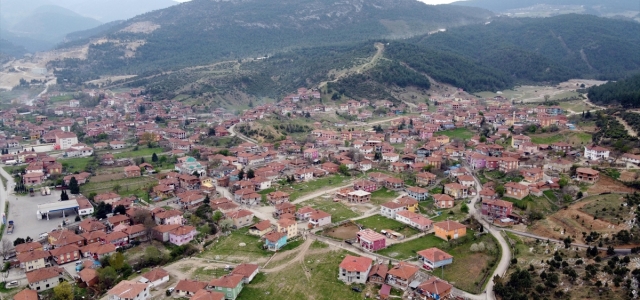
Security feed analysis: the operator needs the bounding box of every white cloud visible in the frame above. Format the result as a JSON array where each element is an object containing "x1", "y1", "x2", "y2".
[{"x1": 416, "y1": 0, "x2": 460, "y2": 4}]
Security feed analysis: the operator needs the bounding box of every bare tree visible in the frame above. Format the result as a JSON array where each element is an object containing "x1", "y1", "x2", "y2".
[{"x1": 1, "y1": 239, "x2": 14, "y2": 259}]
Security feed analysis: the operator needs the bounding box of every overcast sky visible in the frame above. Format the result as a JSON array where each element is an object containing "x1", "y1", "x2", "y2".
[{"x1": 174, "y1": 0, "x2": 460, "y2": 4}]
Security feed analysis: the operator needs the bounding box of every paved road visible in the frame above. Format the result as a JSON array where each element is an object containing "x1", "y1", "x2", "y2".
[
  {"x1": 227, "y1": 124, "x2": 259, "y2": 144},
  {"x1": 467, "y1": 174, "x2": 511, "y2": 300}
]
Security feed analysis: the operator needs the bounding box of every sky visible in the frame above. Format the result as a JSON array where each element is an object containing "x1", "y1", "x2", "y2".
[{"x1": 174, "y1": 0, "x2": 460, "y2": 3}]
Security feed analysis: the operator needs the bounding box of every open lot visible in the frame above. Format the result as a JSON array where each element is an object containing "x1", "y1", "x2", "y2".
[
  {"x1": 199, "y1": 227, "x2": 272, "y2": 263},
  {"x1": 369, "y1": 187, "x2": 399, "y2": 205},
  {"x1": 305, "y1": 198, "x2": 360, "y2": 222},
  {"x1": 6, "y1": 191, "x2": 77, "y2": 241},
  {"x1": 434, "y1": 128, "x2": 474, "y2": 140},
  {"x1": 322, "y1": 222, "x2": 360, "y2": 240},
  {"x1": 558, "y1": 100, "x2": 592, "y2": 113},
  {"x1": 529, "y1": 194, "x2": 629, "y2": 243},
  {"x1": 587, "y1": 175, "x2": 636, "y2": 195},
  {"x1": 59, "y1": 157, "x2": 93, "y2": 173},
  {"x1": 80, "y1": 176, "x2": 157, "y2": 195},
  {"x1": 378, "y1": 230, "x2": 499, "y2": 294},
  {"x1": 355, "y1": 215, "x2": 420, "y2": 237},
  {"x1": 237, "y1": 249, "x2": 374, "y2": 300},
  {"x1": 475, "y1": 79, "x2": 604, "y2": 103},
  {"x1": 527, "y1": 131, "x2": 592, "y2": 145},
  {"x1": 282, "y1": 174, "x2": 351, "y2": 201},
  {"x1": 112, "y1": 147, "x2": 167, "y2": 159}
]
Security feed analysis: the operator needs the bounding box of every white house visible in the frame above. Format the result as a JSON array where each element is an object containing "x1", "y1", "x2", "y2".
[
  {"x1": 622, "y1": 153, "x2": 640, "y2": 165},
  {"x1": 584, "y1": 145, "x2": 610, "y2": 161},
  {"x1": 382, "y1": 152, "x2": 400, "y2": 163},
  {"x1": 139, "y1": 268, "x2": 170, "y2": 287},
  {"x1": 380, "y1": 202, "x2": 406, "y2": 219},
  {"x1": 108, "y1": 280, "x2": 150, "y2": 300},
  {"x1": 55, "y1": 132, "x2": 78, "y2": 150},
  {"x1": 308, "y1": 210, "x2": 332, "y2": 228},
  {"x1": 27, "y1": 267, "x2": 64, "y2": 291},
  {"x1": 338, "y1": 255, "x2": 373, "y2": 284}
]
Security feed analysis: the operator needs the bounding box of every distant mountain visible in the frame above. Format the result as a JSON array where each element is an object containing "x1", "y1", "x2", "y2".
[
  {"x1": 63, "y1": 20, "x2": 125, "y2": 43},
  {"x1": 0, "y1": 3, "x2": 101, "y2": 52},
  {"x1": 48, "y1": 0, "x2": 178, "y2": 22},
  {"x1": 50, "y1": 0, "x2": 494, "y2": 78},
  {"x1": 0, "y1": 38, "x2": 27, "y2": 63},
  {"x1": 410, "y1": 14, "x2": 640, "y2": 83},
  {"x1": 452, "y1": 0, "x2": 639, "y2": 17}
]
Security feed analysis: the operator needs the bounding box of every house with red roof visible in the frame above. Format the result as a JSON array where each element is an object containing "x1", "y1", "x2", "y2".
[
  {"x1": 169, "y1": 225, "x2": 197, "y2": 246},
  {"x1": 356, "y1": 229, "x2": 386, "y2": 252},
  {"x1": 339, "y1": 255, "x2": 373, "y2": 284},
  {"x1": 417, "y1": 247, "x2": 453, "y2": 270}
]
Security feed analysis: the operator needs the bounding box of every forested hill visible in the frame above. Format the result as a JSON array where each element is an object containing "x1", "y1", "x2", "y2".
[
  {"x1": 588, "y1": 74, "x2": 640, "y2": 108},
  {"x1": 49, "y1": 0, "x2": 493, "y2": 80},
  {"x1": 410, "y1": 14, "x2": 640, "y2": 84},
  {"x1": 451, "y1": 0, "x2": 638, "y2": 16}
]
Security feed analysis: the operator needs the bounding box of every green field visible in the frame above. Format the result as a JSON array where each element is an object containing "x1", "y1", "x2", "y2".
[
  {"x1": 378, "y1": 230, "x2": 499, "y2": 294},
  {"x1": 434, "y1": 128, "x2": 474, "y2": 140},
  {"x1": 286, "y1": 174, "x2": 351, "y2": 200},
  {"x1": 112, "y1": 147, "x2": 166, "y2": 159},
  {"x1": 355, "y1": 215, "x2": 420, "y2": 237},
  {"x1": 80, "y1": 176, "x2": 157, "y2": 195},
  {"x1": 237, "y1": 250, "x2": 374, "y2": 300},
  {"x1": 49, "y1": 94, "x2": 75, "y2": 102},
  {"x1": 558, "y1": 100, "x2": 590, "y2": 113},
  {"x1": 59, "y1": 157, "x2": 93, "y2": 172},
  {"x1": 528, "y1": 131, "x2": 592, "y2": 145},
  {"x1": 200, "y1": 228, "x2": 271, "y2": 262},
  {"x1": 306, "y1": 199, "x2": 360, "y2": 222},
  {"x1": 370, "y1": 187, "x2": 399, "y2": 205}
]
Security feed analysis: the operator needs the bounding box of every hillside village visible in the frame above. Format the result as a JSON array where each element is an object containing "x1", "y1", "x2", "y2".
[{"x1": 1, "y1": 83, "x2": 640, "y2": 300}]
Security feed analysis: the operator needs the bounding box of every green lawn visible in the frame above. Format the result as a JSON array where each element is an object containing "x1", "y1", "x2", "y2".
[
  {"x1": 287, "y1": 174, "x2": 351, "y2": 200},
  {"x1": 306, "y1": 199, "x2": 360, "y2": 222},
  {"x1": 370, "y1": 187, "x2": 399, "y2": 205},
  {"x1": 279, "y1": 239, "x2": 305, "y2": 251},
  {"x1": 49, "y1": 94, "x2": 74, "y2": 103},
  {"x1": 192, "y1": 266, "x2": 231, "y2": 281},
  {"x1": 543, "y1": 190, "x2": 558, "y2": 202},
  {"x1": 434, "y1": 128, "x2": 474, "y2": 140},
  {"x1": 200, "y1": 228, "x2": 271, "y2": 262},
  {"x1": 237, "y1": 250, "x2": 370, "y2": 300},
  {"x1": 378, "y1": 231, "x2": 499, "y2": 294},
  {"x1": 558, "y1": 100, "x2": 590, "y2": 113},
  {"x1": 59, "y1": 157, "x2": 92, "y2": 172},
  {"x1": 502, "y1": 194, "x2": 557, "y2": 213},
  {"x1": 112, "y1": 147, "x2": 166, "y2": 159},
  {"x1": 355, "y1": 215, "x2": 420, "y2": 237},
  {"x1": 431, "y1": 205, "x2": 466, "y2": 222}
]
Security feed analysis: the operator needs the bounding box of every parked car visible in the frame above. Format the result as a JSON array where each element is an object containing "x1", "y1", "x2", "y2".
[{"x1": 351, "y1": 286, "x2": 362, "y2": 293}]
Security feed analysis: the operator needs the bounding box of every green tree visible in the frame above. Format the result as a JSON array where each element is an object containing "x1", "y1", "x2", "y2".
[
  {"x1": 98, "y1": 266, "x2": 118, "y2": 290},
  {"x1": 53, "y1": 281, "x2": 73, "y2": 300},
  {"x1": 113, "y1": 205, "x2": 127, "y2": 216},
  {"x1": 112, "y1": 184, "x2": 122, "y2": 194},
  {"x1": 460, "y1": 203, "x2": 469, "y2": 214},
  {"x1": 495, "y1": 185, "x2": 505, "y2": 197},
  {"x1": 68, "y1": 177, "x2": 79, "y2": 194},
  {"x1": 339, "y1": 164, "x2": 350, "y2": 176},
  {"x1": 247, "y1": 169, "x2": 255, "y2": 179},
  {"x1": 152, "y1": 153, "x2": 158, "y2": 162},
  {"x1": 108, "y1": 252, "x2": 125, "y2": 271},
  {"x1": 60, "y1": 190, "x2": 69, "y2": 201}
]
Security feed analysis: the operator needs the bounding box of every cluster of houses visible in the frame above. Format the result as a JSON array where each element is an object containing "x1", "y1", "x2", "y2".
[{"x1": 338, "y1": 249, "x2": 455, "y2": 300}]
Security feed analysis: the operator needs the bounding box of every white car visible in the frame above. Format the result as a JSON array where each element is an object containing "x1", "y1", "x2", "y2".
[{"x1": 39, "y1": 232, "x2": 48, "y2": 239}]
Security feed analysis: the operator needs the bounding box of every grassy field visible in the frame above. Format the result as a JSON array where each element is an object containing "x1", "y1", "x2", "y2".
[
  {"x1": 237, "y1": 250, "x2": 374, "y2": 300},
  {"x1": 49, "y1": 94, "x2": 75, "y2": 103},
  {"x1": 431, "y1": 205, "x2": 467, "y2": 222},
  {"x1": 502, "y1": 194, "x2": 558, "y2": 214},
  {"x1": 112, "y1": 147, "x2": 166, "y2": 159},
  {"x1": 59, "y1": 157, "x2": 93, "y2": 172},
  {"x1": 434, "y1": 128, "x2": 474, "y2": 140},
  {"x1": 355, "y1": 215, "x2": 420, "y2": 237},
  {"x1": 528, "y1": 131, "x2": 592, "y2": 145},
  {"x1": 579, "y1": 194, "x2": 627, "y2": 224},
  {"x1": 80, "y1": 176, "x2": 157, "y2": 195},
  {"x1": 370, "y1": 187, "x2": 399, "y2": 205},
  {"x1": 378, "y1": 231, "x2": 499, "y2": 294},
  {"x1": 306, "y1": 199, "x2": 360, "y2": 222},
  {"x1": 200, "y1": 228, "x2": 271, "y2": 262},
  {"x1": 558, "y1": 100, "x2": 590, "y2": 113},
  {"x1": 285, "y1": 174, "x2": 352, "y2": 200}
]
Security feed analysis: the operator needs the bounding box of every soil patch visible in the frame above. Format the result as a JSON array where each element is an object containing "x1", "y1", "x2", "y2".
[
  {"x1": 323, "y1": 222, "x2": 360, "y2": 240},
  {"x1": 587, "y1": 175, "x2": 635, "y2": 195}
]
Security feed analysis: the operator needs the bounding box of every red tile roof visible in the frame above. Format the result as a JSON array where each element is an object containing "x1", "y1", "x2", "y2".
[{"x1": 339, "y1": 255, "x2": 373, "y2": 272}]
